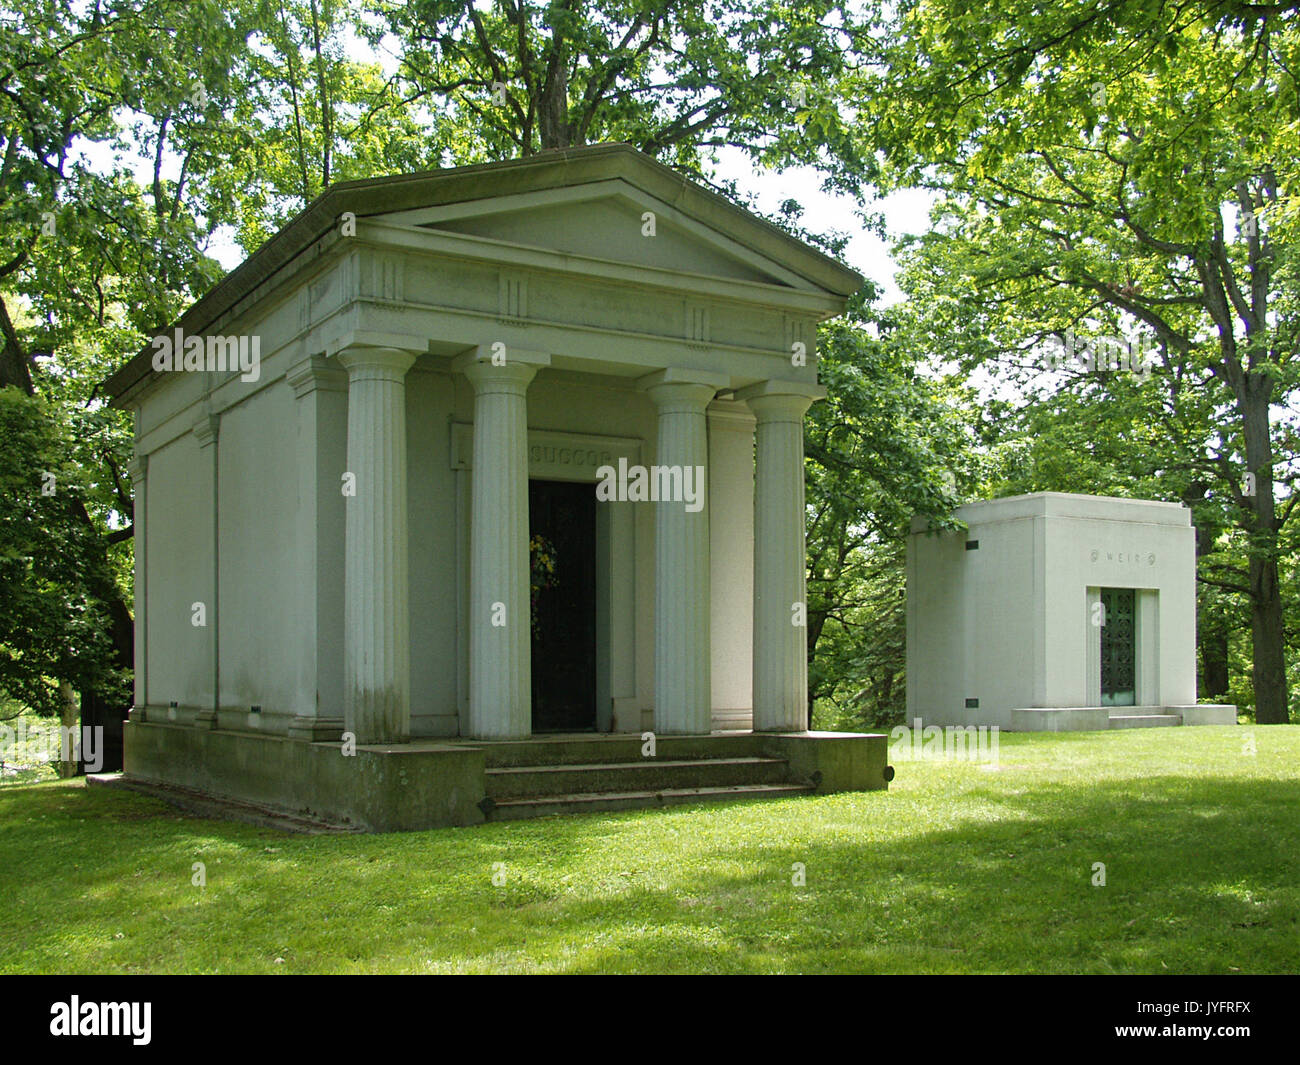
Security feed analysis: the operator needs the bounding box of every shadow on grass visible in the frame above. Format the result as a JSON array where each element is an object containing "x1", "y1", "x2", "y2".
[
  {"x1": 526, "y1": 776, "x2": 1298, "y2": 974},
  {"x1": 1, "y1": 771, "x2": 1296, "y2": 973}
]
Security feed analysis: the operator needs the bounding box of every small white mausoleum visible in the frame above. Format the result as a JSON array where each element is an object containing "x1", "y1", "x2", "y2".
[{"x1": 906, "y1": 492, "x2": 1237, "y2": 732}]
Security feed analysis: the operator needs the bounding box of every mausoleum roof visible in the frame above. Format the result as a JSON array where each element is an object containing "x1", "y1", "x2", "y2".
[
  {"x1": 910, "y1": 492, "x2": 1192, "y2": 534},
  {"x1": 104, "y1": 143, "x2": 864, "y2": 402}
]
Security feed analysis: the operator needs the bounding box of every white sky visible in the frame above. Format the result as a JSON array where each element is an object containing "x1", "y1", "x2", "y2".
[{"x1": 712, "y1": 147, "x2": 934, "y2": 304}]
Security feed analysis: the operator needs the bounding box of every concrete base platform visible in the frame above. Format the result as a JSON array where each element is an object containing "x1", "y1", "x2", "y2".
[
  {"x1": 1009, "y1": 705, "x2": 1238, "y2": 732},
  {"x1": 123, "y1": 721, "x2": 487, "y2": 832},
  {"x1": 1010, "y1": 708, "x2": 1110, "y2": 732},
  {"x1": 1167, "y1": 704, "x2": 1239, "y2": 726},
  {"x1": 1108, "y1": 713, "x2": 1181, "y2": 729},
  {"x1": 87, "y1": 772, "x2": 362, "y2": 834},
  {"x1": 122, "y1": 721, "x2": 889, "y2": 833}
]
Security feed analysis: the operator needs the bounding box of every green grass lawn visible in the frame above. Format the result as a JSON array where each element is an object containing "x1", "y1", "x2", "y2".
[{"x1": 1, "y1": 725, "x2": 1296, "y2": 974}]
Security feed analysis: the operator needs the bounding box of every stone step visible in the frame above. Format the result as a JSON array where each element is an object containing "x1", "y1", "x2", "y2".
[
  {"x1": 473, "y1": 732, "x2": 767, "y2": 768},
  {"x1": 484, "y1": 782, "x2": 816, "y2": 822},
  {"x1": 486, "y1": 755, "x2": 790, "y2": 798},
  {"x1": 1108, "y1": 713, "x2": 1182, "y2": 729}
]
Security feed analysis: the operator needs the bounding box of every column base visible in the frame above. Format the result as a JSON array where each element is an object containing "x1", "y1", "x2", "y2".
[{"x1": 287, "y1": 715, "x2": 346, "y2": 742}]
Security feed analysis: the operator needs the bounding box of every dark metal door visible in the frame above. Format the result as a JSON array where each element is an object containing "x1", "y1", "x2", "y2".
[
  {"x1": 529, "y1": 480, "x2": 598, "y2": 732},
  {"x1": 1100, "y1": 587, "x2": 1136, "y2": 706}
]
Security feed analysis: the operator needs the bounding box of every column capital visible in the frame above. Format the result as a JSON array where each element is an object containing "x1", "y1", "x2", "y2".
[
  {"x1": 638, "y1": 368, "x2": 727, "y2": 414},
  {"x1": 735, "y1": 379, "x2": 827, "y2": 422},
  {"x1": 706, "y1": 398, "x2": 756, "y2": 431},
  {"x1": 337, "y1": 346, "x2": 418, "y2": 380},
  {"x1": 192, "y1": 410, "x2": 220, "y2": 448},
  {"x1": 454, "y1": 344, "x2": 548, "y2": 395},
  {"x1": 457, "y1": 361, "x2": 546, "y2": 396},
  {"x1": 128, "y1": 454, "x2": 149, "y2": 484},
  {"x1": 638, "y1": 367, "x2": 729, "y2": 392},
  {"x1": 286, "y1": 353, "x2": 348, "y2": 398},
  {"x1": 454, "y1": 343, "x2": 550, "y2": 370}
]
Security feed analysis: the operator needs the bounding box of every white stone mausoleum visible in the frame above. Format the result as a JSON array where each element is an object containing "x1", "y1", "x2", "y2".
[
  {"x1": 103, "y1": 144, "x2": 889, "y2": 830},
  {"x1": 907, "y1": 492, "x2": 1237, "y2": 732}
]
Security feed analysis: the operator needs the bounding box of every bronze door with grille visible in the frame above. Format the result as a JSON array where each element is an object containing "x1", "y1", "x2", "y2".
[{"x1": 1100, "y1": 587, "x2": 1136, "y2": 706}]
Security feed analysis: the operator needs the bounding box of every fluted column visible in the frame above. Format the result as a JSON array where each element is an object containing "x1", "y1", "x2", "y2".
[
  {"x1": 737, "y1": 380, "x2": 825, "y2": 732},
  {"x1": 339, "y1": 346, "x2": 416, "y2": 744},
  {"x1": 456, "y1": 345, "x2": 549, "y2": 739},
  {"x1": 639, "y1": 368, "x2": 727, "y2": 734}
]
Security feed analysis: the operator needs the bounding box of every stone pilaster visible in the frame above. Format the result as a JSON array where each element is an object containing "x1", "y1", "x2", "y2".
[
  {"x1": 455, "y1": 344, "x2": 549, "y2": 739},
  {"x1": 339, "y1": 346, "x2": 417, "y2": 744},
  {"x1": 639, "y1": 368, "x2": 727, "y2": 734},
  {"x1": 128, "y1": 453, "x2": 148, "y2": 718},
  {"x1": 737, "y1": 380, "x2": 825, "y2": 732},
  {"x1": 193, "y1": 410, "x2": 220, "y2": 730},
  {"x1": 286, "y1": 355, "x2": 348, "y2": 742}
]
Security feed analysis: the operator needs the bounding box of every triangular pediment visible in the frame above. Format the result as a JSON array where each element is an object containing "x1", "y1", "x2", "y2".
[
  {"x1": 387, "y1": 183, "x2": 802, "y2": 289},
  {"x1": 105, "y1": 144, "x2": 863, "y2": 402}
]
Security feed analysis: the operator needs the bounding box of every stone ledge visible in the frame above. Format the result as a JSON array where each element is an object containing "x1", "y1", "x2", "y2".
[
  {"x1": 1167, "y1": 704, "x2": 1239, "y2": 726},
  {"x1": 754, "y1": 731, "x2": 890, "y2": 792},
  {"x1": 87, "y1": 772, "x2": 361, "y2": 834},
  {"x1": 1010, "y1": 705, "x2": 1239, "y2": 731},
  {"x1": 124, "y1": 721, "x2": 486, "y2": 832},
  {"x1": 1010, "y1": 708, "x2": 1110, "y2": 732}
]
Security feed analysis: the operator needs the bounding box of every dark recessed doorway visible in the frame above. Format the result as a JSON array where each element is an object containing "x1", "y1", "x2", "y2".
[
  {"x1": 529, "y1": 479, "x2": 597, "y2": 732},
  {"x1": 1100, "y1": 586, "x2": 1137, "y2": 706}
]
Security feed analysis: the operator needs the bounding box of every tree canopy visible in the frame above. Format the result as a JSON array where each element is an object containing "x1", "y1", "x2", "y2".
[{"x1": 0, "y1": 0, "x2": 1295, "y2": 731}]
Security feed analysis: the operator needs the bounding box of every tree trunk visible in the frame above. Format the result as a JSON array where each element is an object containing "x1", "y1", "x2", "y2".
[
  {"x1": 78, "y1": 687, "x2": 127, "y2": 773},
  {"x1": 538, "y1": 33, "x2": 570, "y2": 149},
  {"x1": 58, "y1": 682, "x2": 79, "y2": 779},
  {"x1": 1183, "y1": 487, "x2": 1231, "y2": 700},
  {"x1": 1241, "y1": 379, "x2": 1290, "y2": 723},
  {"x1": 1200, "y1": 625, "x2": 1230, "y2": 698},
  {"x1": 1248, "y1": 557, "x2": 1288, "y2": 722},
  {"x1": 805, "y1": 605, "x2": 828, "y2": 729}
]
